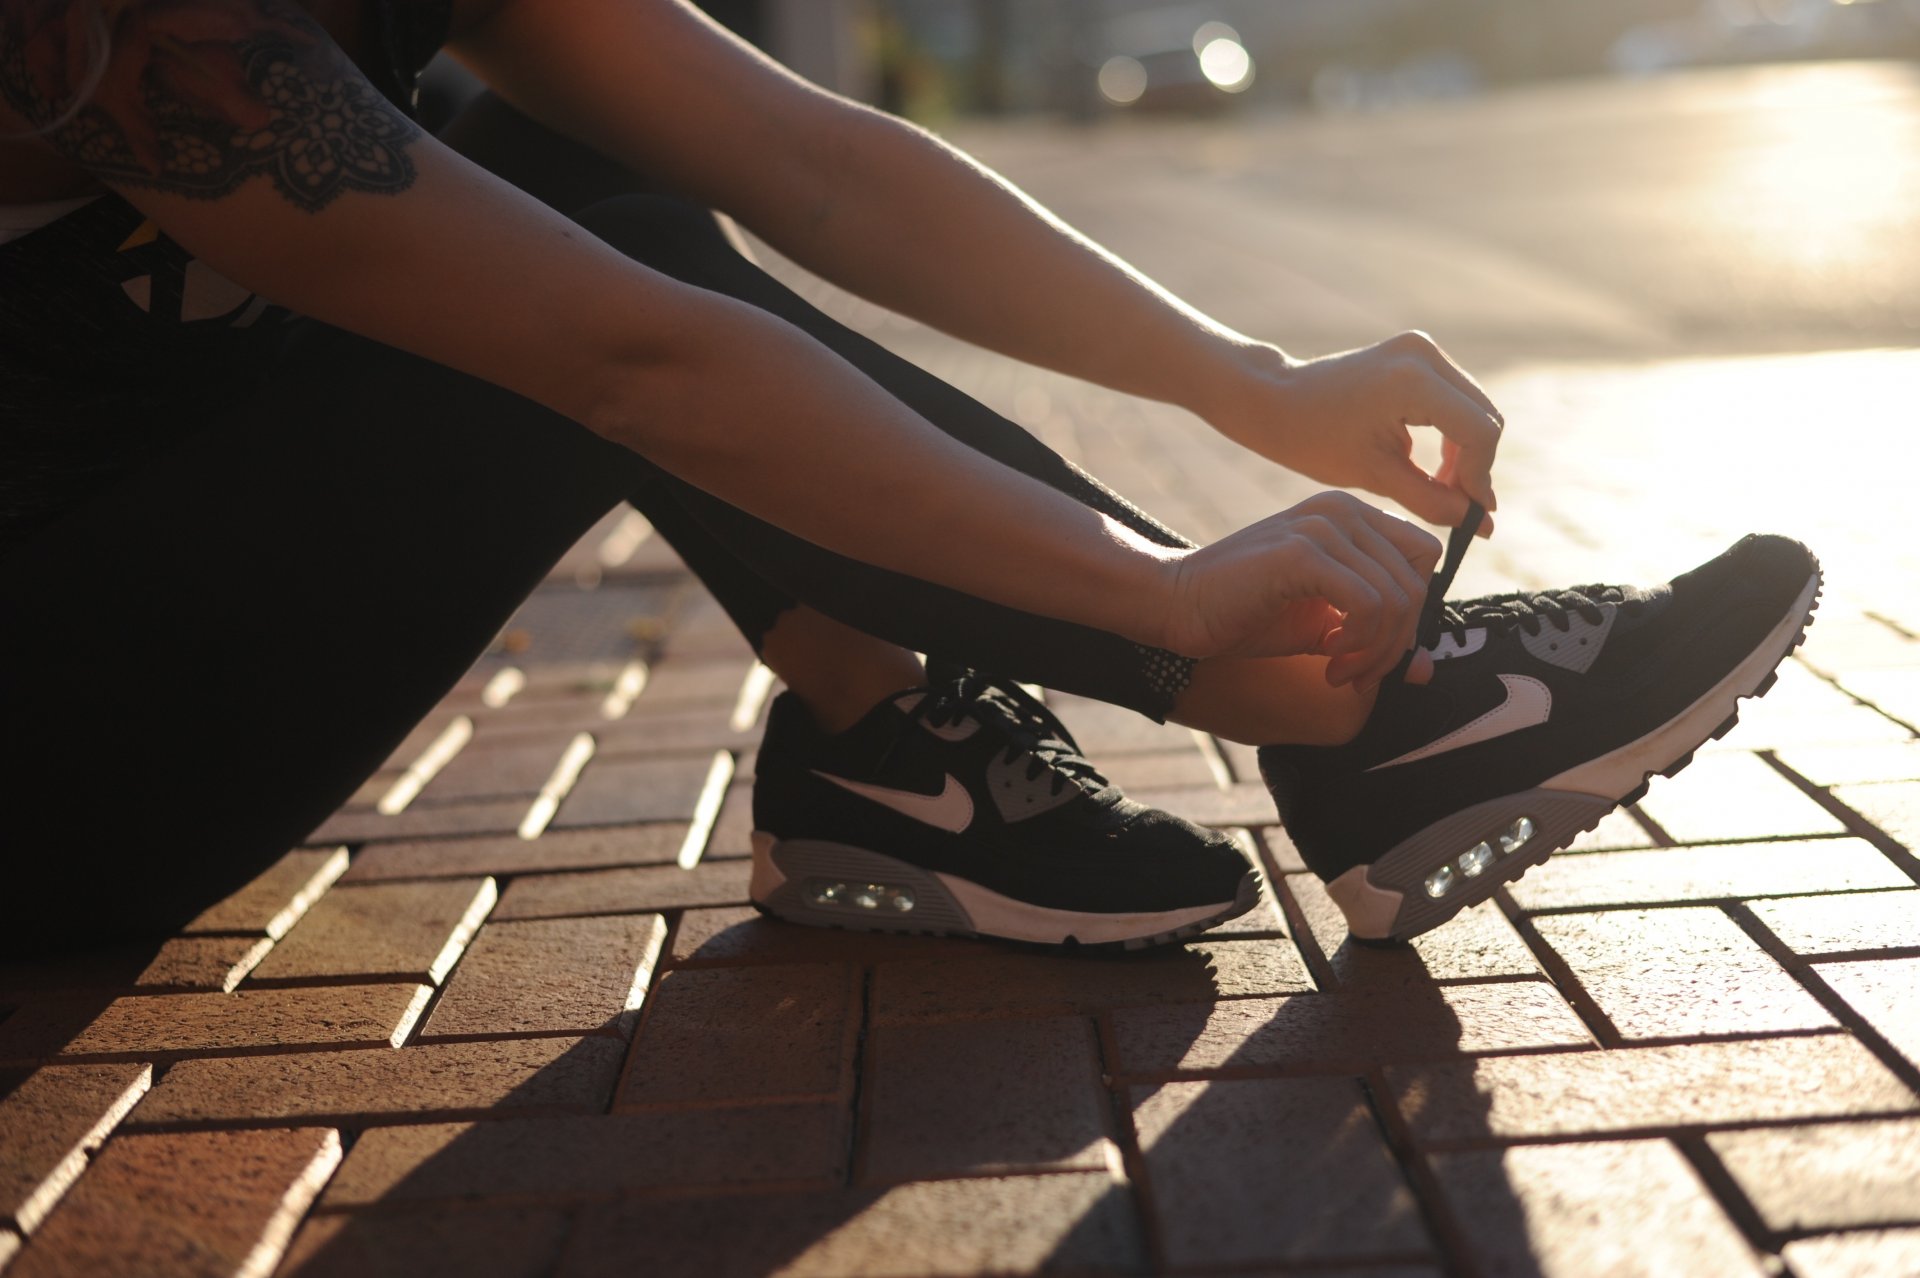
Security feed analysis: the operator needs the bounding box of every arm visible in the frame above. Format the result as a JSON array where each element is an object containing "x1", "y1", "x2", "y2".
[
  {"x1": 450, "y1": 0, "x2": 1504, "y2": 532},
  {"x1": 0, "y1": 0, "x2": 1437, "y2": 685}
]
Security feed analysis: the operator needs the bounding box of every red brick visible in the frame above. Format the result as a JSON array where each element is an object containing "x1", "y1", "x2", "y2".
[
  {"x1": 492, "y1": 861, "x2": 749, "y2": 921},
  {"x1": 551, "y1": 754, "x2": 719, "y2": 827},
  {"x1": 279, "y1": 1206, "x2": 567, "y2": 1278},
  {"x1": 1286, "y1": 874, "x2": 1539, "y2": 983},
  {"x1": 1635, "y1": 752, "x2": 1847, "y2": 843},
  {"x1": 341, "y1": 768, "x2": 404, "y2": 811},
  {"x1": 133, "y1": 936, "x2": 273, "y2": 993},
  {"x1": 668, "y1": 906, "x2": 979, "y2": 967},
  {"x1": 698, "y1": 783, "x2": 755, "y2": 860},
  {"x1": 557, "y1": 1173, "x2": 1143, "y2": 1278},
  {"x1": 6, "y1": 1127, "x2": 338, "y2": 1278},
  {"x1": 1776, "y1": 741, "x2": 1920, "y2": 787},
  {"x1": 617, "y1": 965, "x2": 858, "y2": 1109},
  {"x1": 342, "y1": 823, "x2": 691, "y2": 882},
  {"x1": 0, "y1": 1064, "x2": 150, "y2": 1233},
  {"x1": 380, "y1": 713, "x2": 468, "y2": 770},
  {"x1": 1430, "y1": 1140, "x2": 1764, "y2": 1277},
  {"x1": 589, "y1": 707, "x2": 759, "y2": 757},
  {"x1": 1783, "y1": 1228, "x2": 1920, "y2": 1278},
  {"x1": 1131, "y1": 1077, "x2": 1430, "y2": 1268},
  {"x1": 0, "y1": 985, "x2": 430, "y2": 1061},
  {"x1": 410, "y1": 735, "x2": 587, "y2": 805},
  {"x1": 1748, "y1": 889, "x2": 1920, "y2": 955},
  {"x1": 1508, "y1": 839, "x2": 1907, "y2": 911},
  {"x1": 307, "y1": 800, "x2": 529, "y2": 845},
  {"x1": 1111, "y1": 982, "x2": 1592, "y2": 1077},
  {"x1": 321, "y1": 1107, "x2": 844, "y2": 1206},
  {"x1": 184, "y1": 847, "x2": 348, "y2": 939},
  {"x1": 1708, "y1": 1118, "x2": 1920, "y2": 1231},
  {"x1": 1532, "y1": 907, "x2": 1834, "y2": 1040},
  {"x1": 247, "y1": 879, "x2": 496, "y2": 986},
  {"x1": 870, "y1": 939, "x2": 1314, "y2": 1025},
  {"x1": 631, "y1": 656, "x2": 754, "y2": 708},
  {"x1": 1257, "y1": 823, "x2": 1309, "y2": 872},
  {"x1": 859, "y1": 1018, "x2": 1112, "y2": 1183},
  {"x1": 130, "y1": 1037, "x2": 625, "y2": 1128},
  {"x1": 421, "y1": 914, "x2": 666, "y2": 1039},
  {"x1": 1205, "y1": 854, "x2": 1290, "y2": 936},
  {"x1": 1835, "y1": 780, "x2": 1920, "y2": 849},
  {"x1": 1816, "y1": 957, "x2": 1920, "y2": 1072},
  {"x1": 1388, "y1": 1035, "x2": 1918, "y2": 1145}
]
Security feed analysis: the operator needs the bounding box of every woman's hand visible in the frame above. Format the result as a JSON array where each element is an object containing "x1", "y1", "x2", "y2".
[
  {"x1": 1158, "y1": 491, "x2": 1442, "y2": 690},
  {"x1": 1203, "y1": 332, "x2": 1504, "y2": 536}
]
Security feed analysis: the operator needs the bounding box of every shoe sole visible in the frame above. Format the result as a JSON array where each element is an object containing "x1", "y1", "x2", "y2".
[
  {"x1": 1326, "y1": 565, "x2": 1823, "y2": 943},
  {"x1": 748, "y1": 832, "x2": 1261, "y2": 950}
]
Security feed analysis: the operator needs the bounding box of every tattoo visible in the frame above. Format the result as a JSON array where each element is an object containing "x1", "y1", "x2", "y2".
[{"x1": 0, "y1": 0, "x2": 419, "y2": 212}]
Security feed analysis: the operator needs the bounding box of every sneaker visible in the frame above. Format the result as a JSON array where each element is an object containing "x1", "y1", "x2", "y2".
[
  {"x1": 750, "y1": 670, "x2": 1260, "y2": 948},
  {"x1": 1258, "y1": 502, "x2": 1822, "y2": 943}
]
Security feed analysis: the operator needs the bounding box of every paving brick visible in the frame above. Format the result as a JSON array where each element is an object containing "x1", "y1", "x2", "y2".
[
  {"x1": 421, "y1": 914, "x2": 666, "y2": 1039},
  {"x1": 1098, "y1": 747, "x2": 1222, "y2": 791},
  {"x1": 617, "y1": 965, "x2": 858, "y2": 1108},
  {"x1": 1205, "y1": 854, "x2": 1290, "y2": 936},
  {"x1": 1429, "y1": 1140, "x2": 1764, "y2": 1277},
  {"x1": 1111, "y1": 982, "x2": 1592, "y2": 1077},
  {"x1": 0, "y1": 949, "x2": 151, "y2": 999},
  {"x1": 1816, "y1": 957, "x2": 1920, "y2": 1072},
  {"x1": 6, "y1": 1127, "x2": 339, "y2": 1278},
  {"x1": 1713, "y1": 705, "x2": 1916, "y2": 755},
  {"x1": 859, "y1": 1018, "x2": 1111, "y2": 1183},
  {"x1": 133, "y1": 936, "x2": 273, "y2": 993},
  {"x1": 1389, "y1": 1034, "x2": 1919, "y2": 1145},
  {"x1": 1838, "y1": 669, "x2": 1920, "y2": 727},
  {"x1": 1129, "y1": 782, "x2": 1278, "y2": 827},
  {"x1": 380, "y1": 713, "x2": 469, "y2": 770},
  {"x1": 588, "y1": 707, "x2": 759, "y2": 757},
  {"x1": 131, "y1": 1037, "x2": 625, "y2": 1128},
  {"x1": 557, "y1": 1173, "x2": 1143, "y2": 1278},
  {"x1": 492, "y1": 862, "x2": 750, "y2": 921},
  {"x1": 667, "y1": 906, "x2": 980, "y2": 967},
  {"x1": 1634, "y1": 752, "x2": 1847, "y2": 843},
  {"x1": 0, "y1": 1230, "x2": 15, "y2": 1268},
  {"x1": 1042, "y1": 694, "x2": 1198, "y2": 754},
  {"x1": 1131, "y1": 1077, "x2": 1430, "y2": 1268},
  {"x1": 343, "y1": 823, "x2": 691, "y2": 882},
  {"x1": 1257, "y1": 823, "x2": 1308, "y2": 872},
  {"x1": 1782, "y1": 1228, "x2": 1920, "y2": 1278},
  {"x1": 413, "y1": 736, "x2": 590, "y2": 805},
  {"x1": 341, "y1": 768, "x2": 403, "y2": 811},
  {"x1": 1532, "y1": 907, "x2": 1834, "y2": 1040},
  {"x1": 0, "y1": 985, "x2": 430, "y2": 1061},
  {"x1": 184, "y1": 847, "x2": 348, "y2": 939},
  {"x1": 279, "y1": 1206, "x2": 568, "y2": 1278},
  {"x1": 321, "y1": 1107, "x2": 844, "y2": 1206},
  {"x1": 551, "y1": 755, "x2": 718, "y2": 827},
  {"x1": 1286, "y1": 874, "x2": 1540, "y2": 982},
  {"x1": 1567, "y1": 807, "x2": 1660, "y2": 852},
  {"x1": 694, "y1": 782, "x2": 754, "y2": 859},
  {"x1": 308, "y1": 800, "x2": 530, "y2": 845},
  {"x1": 1798, "y1": 616, "x2": 1920, "y2": 678},
  {"x1": 1508, "y1": 839, "x2": 1908, "y2": 911},
  {"x1": 247, "y1": 879, "x2": 496, "y2": 986},
  {"x1": 632, "y1": 657, "x2": 754, "y2": 708},
  {"x1": 870, "y1": 939, "x2": 1314, "y2": 1025},
  {"x1": 1748, "y1": 890, "x2": 1920, "y2": 955},
  {"x1": 1834, "y1": 780, "x2": 1920, "y2": 849},
  {"x1": 1776, "y1": 740, "x2": 1920, "y2": 787},
  {"x1": 1708, "y1": 1118, "x2": 1920, "y2": 1232},
  {"x1": 0, "y1": 1064, "x2": 150, "y2": 1233}
]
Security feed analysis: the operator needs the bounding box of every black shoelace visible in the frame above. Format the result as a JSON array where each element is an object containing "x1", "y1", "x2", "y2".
[
  {"x1": 901, "y1": 670, "x2": 1108, "y2": 797},
  {"x1": 1397, "y1": 500, "x2": 1637, "y2": 675}
]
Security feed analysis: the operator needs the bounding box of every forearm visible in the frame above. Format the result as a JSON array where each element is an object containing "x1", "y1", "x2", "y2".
[
  {"x1": 750, "y1": 108, "x2": 1272, "y2": 418},
  {"x1": 584, "y1": 289, "x2": 1186, "y2": 645}
]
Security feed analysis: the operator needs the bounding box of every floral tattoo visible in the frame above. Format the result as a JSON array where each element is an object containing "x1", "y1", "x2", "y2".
[{"x1": 0, "y1": 0, "x2": 419, "y2": 211}]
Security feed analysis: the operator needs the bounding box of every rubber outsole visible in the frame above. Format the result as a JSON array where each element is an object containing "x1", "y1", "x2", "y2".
[
  {"x1": 749, "y1": 831, "x2": 1263, "y2": 951},
  {"x1": 1335, "y1": 564, "x2": 1824, "y2": 944}
]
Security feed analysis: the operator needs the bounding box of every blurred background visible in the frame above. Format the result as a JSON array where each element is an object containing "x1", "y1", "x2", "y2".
[{"x1": 701, "y1": 0, "x2": 1920, "y2": 613}]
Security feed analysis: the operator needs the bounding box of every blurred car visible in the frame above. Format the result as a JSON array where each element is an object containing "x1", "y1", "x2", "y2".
[{"x1": 1094, "y1": 15, "x2": 1256, "y2": 112}]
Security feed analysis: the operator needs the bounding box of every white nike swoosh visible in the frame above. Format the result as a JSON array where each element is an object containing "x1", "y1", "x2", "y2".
[
  {"x1": 811, "y1": 770, "x2": 975, "y2": 833},
  {"x1": 1365, "y1": 673, "x2": 1552, "y2": 771}
]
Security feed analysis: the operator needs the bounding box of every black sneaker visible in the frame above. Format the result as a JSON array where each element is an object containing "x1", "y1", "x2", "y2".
[
  {"x1": 1258, "y1": 502, "x2": 1822, "y2": 943},
  {"x1": 750, "y1": 671, "x2": 1259, "y2": 948}
]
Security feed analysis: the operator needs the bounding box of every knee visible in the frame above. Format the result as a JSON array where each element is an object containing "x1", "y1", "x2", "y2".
[{"x1": 574, "y1": 195, "x2": 744, "y2": 285}]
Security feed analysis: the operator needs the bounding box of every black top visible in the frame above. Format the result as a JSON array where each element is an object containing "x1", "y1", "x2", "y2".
[{"x1": 0, "y1": 0, "x2": 452, "y2": 557}]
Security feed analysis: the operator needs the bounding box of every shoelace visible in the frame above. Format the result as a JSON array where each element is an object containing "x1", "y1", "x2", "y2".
[
  {"x1": 1403, "y1": 499, "x2": 1637, "y2": 661},
  {"x1": 901, "y1": 670, "x2": 1109, "y2": 796}
]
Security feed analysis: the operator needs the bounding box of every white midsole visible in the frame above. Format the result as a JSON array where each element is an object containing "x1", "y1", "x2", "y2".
[
  {"x1": 1541, "y1": 572, "x2": 1818, "y2": 797},
  {"x1": 750, "y1": 831, "x2": 1235, "y2": 944}
]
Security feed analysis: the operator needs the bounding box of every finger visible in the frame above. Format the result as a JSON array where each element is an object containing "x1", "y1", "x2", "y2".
[
  {"x1": 1343, "y1": 491, "x2": 1444, "y2": 579},
  {"x1": 1375, "y1": 453, "x2": 1473, "y2": 531},
  {"x1": 1421, "y1": 383, "x2": 1501, "y2": 512},
  {"x1": 1423, "y1": 340, "x2": 1505, "y2": 428},
  {"x1": 1342, "y1": 517, "x2": 1429, "y2": 659},
  {"x1": 1281, "y1": 551, "x2": 1385, "y2": 682},
  {"x1": 1304, "y1": 530, "x2": 1414, "y2": 676}
]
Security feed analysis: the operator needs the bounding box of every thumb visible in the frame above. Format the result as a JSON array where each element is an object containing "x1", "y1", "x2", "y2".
[{"x1": 1379, "y1": 456, "x2": 1471, "y2": 528}]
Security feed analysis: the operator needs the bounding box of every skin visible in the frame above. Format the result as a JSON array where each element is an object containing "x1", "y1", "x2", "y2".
[{"x1": 0, "y1": 0, "x2": 1503, "y2": 742}]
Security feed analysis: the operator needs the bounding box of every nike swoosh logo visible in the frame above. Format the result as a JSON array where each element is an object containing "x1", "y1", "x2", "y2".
[
  {"x1": 811, "y1": 770, "x2": 975, "y2": 833},
  {"x1": 1366, "y1": 673, "x2": 1552, "y2": 771}
]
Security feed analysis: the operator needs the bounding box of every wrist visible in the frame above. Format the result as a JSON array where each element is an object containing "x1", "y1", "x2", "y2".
[{"x1": 1185, "y1": 338, "x2": 1296, "y2": 433}]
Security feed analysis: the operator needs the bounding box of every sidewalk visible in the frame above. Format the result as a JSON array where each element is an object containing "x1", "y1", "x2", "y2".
[{"x1": 6, "y1": 88, "x2": 1920, "y2": 1276}]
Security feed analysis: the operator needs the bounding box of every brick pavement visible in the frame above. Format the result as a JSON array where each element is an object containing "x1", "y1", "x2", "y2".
[{"x1": 8, "y1": 181, "x2": 1920, "y2": 1278}]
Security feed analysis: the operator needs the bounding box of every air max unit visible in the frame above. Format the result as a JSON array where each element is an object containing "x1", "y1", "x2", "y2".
[
  {"x1": 751, "y1": 670, "x2": 1259, "y2": 949},
  {"x1": 1258, "y1": 503, "x2": 1822, "y2": 943}
]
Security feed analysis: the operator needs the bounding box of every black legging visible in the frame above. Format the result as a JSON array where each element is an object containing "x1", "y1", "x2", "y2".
[{"x1": 0, "y1": 96, "x2": 1199, "y2": 954}]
